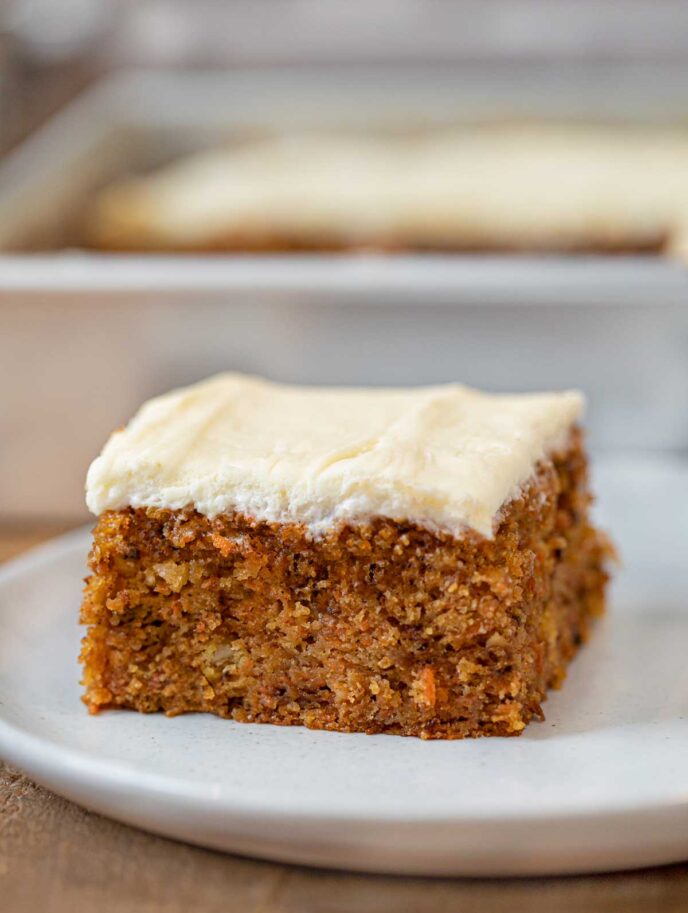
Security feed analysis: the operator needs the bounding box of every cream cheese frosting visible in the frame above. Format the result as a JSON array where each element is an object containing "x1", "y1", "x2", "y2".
[
  {"x1": 86, "y1": 374, "x2": 584, "y2": 538},
  {"x1": 88, "y1": 127, "x2": 688, "y2": 251}
]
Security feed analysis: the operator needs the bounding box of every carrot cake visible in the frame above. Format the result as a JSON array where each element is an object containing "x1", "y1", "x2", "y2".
[
  {"x1": 80, "y1": 374, "x2": 611, "y2": 738},
  {"x1": 86, "y1": 125, "x2": 688, "y2": 255}
]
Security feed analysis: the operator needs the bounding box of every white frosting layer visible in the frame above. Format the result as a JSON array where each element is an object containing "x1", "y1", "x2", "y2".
[
  {"x1": 86, "y1": 374, "x2": 583, "y2": 538},
  {"x1": 90, "y1": 127, "x2": 688, "y2": 250}
]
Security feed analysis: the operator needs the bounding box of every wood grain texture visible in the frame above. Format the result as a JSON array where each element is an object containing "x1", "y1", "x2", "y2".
[{"x1": 1, "y1": 524, "x2": 687, "y2": 913}]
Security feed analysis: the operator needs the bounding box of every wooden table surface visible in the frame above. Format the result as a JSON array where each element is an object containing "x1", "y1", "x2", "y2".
[{"x1": 1, "y1": 524, "x2": 687, "y2": 913}]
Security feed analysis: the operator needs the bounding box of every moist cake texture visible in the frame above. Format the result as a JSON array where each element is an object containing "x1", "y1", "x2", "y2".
[
  {"x1": 81, "y1": 374, "x2": 611, "y2": 738},
  {"x1": 86, "y1": 126, "x2": 688, "y2": 256}
]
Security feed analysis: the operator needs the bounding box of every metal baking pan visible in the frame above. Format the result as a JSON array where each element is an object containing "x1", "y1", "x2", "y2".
[{"x1": 0, "y1": 65, "x2": 687, "y2": 518}]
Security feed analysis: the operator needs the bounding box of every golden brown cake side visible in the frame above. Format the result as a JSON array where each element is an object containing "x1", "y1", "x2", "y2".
[
  {"x1": 90, "y1": 232, "x2": 666, "y2": 255},
  {"x1": 80, "y1": 430, "x2": 610, "y2": 739}
]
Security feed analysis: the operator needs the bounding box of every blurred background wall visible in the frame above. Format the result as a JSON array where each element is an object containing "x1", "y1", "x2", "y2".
[{"x1": 6, "y1": 0, "x2": 688, "y2": 153}]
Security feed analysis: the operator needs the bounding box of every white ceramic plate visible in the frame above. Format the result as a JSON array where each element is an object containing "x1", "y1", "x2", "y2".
[{"x1": 0, "y1": 455, "x2": 687, "y2": 876}]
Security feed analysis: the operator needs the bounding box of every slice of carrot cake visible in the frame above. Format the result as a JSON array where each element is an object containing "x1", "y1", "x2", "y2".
[
  {"x1": 80, "y1": 374, "x2": 611, "y2": 739},
  {"x1": 86, "y1": 126, "x2": 688, "y2": 255}
]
